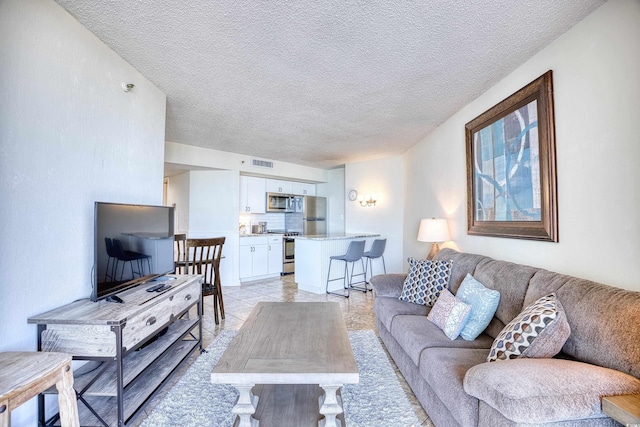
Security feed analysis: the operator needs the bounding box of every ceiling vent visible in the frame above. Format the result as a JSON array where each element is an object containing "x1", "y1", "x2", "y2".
[{"x1": 251, "y1": 158, "x2": 274, "y2": 168}]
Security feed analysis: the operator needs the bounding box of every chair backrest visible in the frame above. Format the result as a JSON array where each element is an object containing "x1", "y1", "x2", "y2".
[
  {"x1": 367, "y1": 239, "x2": 386, "y2": 258},
  {"x1": 174, "y1": 233, "x2": 187, "y2": 263},
  {"x1": 186, "y1": 237, "x2": 226, "y2": 286},
  {"x1": 344, "y1": 240, "x2": 365, "y2": 262},
  {"x1": 111, "y1": 239, "x2": 129, "y2": 260},
  {"x1": 105, "y1": 237, "x2": 116, "y2": 257}
]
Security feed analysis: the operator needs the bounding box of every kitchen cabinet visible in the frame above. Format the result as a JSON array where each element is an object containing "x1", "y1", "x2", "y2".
[
  {"x1": 240, "y1": 176, "x2": 266, "y2": 213},
  {"x1": 266, "y1": 179, "x2": 292, "y2": 194},
  {"x1": 291, "y1": 182, "x2": 316, "y2": 196},
  {"x1": 239, "y1": 235, "x2": 283, "y2": 280},
  {"x1": 268, "y1": 235, "x2": 283, "y2": 275}
]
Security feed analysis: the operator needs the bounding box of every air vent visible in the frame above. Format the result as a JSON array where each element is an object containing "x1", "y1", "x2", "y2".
[{"x1": 251, "y1": 158, "x2": 274, "y2": 168}]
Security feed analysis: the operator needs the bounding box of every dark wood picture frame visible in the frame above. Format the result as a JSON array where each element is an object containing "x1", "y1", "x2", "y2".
[{"x1": 465, "y1": 70, "x2": 558, "y2": 241}]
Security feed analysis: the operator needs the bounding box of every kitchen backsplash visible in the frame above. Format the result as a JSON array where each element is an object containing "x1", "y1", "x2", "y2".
[{"x1": 239, "y1": 212, "x2": 285, "y2": 233}]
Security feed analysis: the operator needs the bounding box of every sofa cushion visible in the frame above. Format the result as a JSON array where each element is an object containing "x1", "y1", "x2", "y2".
[
  {"x1": 420, "y1": 348, "x2": 488, "y2": 427},
  {"x1": 427, "y1": 288, "x2": 471, "y2": 340},
  {"x1": 487, "y1": 293, "x2": 570, "y2": 362},
  {"x1": 390, "y1": 314, "x2": 494, "y2": 366},
  {"x1": 527, "y1": 269, "x2": 640, "y2": 379},
  {"x1": 433, "y1": 248, "x2": 489, "y2": 294},
  {"x1": 399, "y1": 258, "x2": 452, "y2": 306},
  {"x1": 456, "y1": 273, "x2": 501, "y2": 341},
  {"x1": 473, "y1": 258, "x2": 540, "y2": 339},
  {"x1": 464, "y1": 358, "x2": 640, "y2": 424},
  {"x1": 373, "y1": 296, "x2": 429, "y2": 332},
  {"x1": 369, "y1": 273, "x2": 407, "y2": 298}
]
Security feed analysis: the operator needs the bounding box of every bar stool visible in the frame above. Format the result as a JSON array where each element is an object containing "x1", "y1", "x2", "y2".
[
  {"x1": 112, "y1": 239, "x2": 151, "y2": 281},
  {"x1": 326, "y1": 240, "x2": 366, "y2": 298},
  {"x1": 363, "y1": 238, "x2": 387, "y2": 286}
]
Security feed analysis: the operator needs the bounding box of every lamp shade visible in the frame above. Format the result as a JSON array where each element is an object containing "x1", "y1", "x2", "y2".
[{"x1": 417, "y1": 218, "x2": 450, "y2": 243}]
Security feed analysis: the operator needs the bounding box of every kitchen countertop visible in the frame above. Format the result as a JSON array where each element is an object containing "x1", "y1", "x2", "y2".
[{"x1": 294, "y1": 233, "x2": 380, "y2": 241}]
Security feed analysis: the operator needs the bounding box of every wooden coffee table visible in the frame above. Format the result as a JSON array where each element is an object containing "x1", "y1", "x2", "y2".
[{"x1": 211, "y1": 302, "x2": 359, "y2": 427}]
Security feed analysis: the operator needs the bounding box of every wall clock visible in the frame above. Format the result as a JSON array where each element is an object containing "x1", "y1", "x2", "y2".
[{"x1": 348, "y1": 189, "x2": 358, "y2": 201}]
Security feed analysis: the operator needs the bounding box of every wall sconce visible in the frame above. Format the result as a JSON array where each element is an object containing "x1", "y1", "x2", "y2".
[
  {"x1": 417, "y1": 217, "x2": 450, "y2": 259},
  {"x1": 359, "y1": 194, "x2": 377, "y2": 207}
]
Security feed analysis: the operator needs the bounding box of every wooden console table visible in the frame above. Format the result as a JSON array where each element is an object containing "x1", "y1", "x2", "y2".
[
  {"x1": 602, "y1": 394, "x2": 640, "y2": 426},
  {"x1": 0, "y1": 352, "x2": 79, "y2": 427},
  {"x1": 28, "y1": 274, "x2": 202, "y2": 427}
]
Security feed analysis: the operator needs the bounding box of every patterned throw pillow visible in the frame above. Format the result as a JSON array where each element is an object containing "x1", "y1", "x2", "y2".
[
  {"x1": 427, "y1": 288, "x2": 472, "y2": 340},
  {"x1": 456, "y1": 274, "x2": 501, "y2": 341},
  {"x1": 487, "y1": 293, "x2": 571, "y2": 362},
  {"x1": 399, "y1": 258, "x2": 452, "y2": 306}
]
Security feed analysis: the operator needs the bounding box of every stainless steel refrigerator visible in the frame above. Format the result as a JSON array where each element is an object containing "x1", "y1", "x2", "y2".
[{"x1": 302, "y1": 196, "x2": 327, "y2": 235}]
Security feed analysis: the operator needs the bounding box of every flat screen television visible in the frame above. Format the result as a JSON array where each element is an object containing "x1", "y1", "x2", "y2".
[{"x1": 94, "y1": 202, "x2": 175, "y2": 302}]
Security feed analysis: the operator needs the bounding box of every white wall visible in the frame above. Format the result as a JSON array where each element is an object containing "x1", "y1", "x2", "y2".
[
  {"x1": 187, "y1": 170, "x2": 240, "y2": 287},
  {"x1": 345, "y1": 156, "x2": 404, "y2": 274},
  {"x1": 166, "y1": 141, "x2": 328, "y2": 183},
  {"x1": 167, "y1": 172, "x2": 191, "y2": 234},
  {"x1": 0, "y1": 0, "x2": 166, "y2": 424},
  {"x1": 317, "y1": 167, "x2": 346, "y2": 234},
  {"x1": 404, "y1": 0, "x2": 640, "y2": 291}
]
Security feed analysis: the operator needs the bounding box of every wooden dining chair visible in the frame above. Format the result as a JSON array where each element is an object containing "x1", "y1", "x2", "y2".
[
  {"x1": 174, "y1": 233, "x2": 188, "y2": 273},
  {"x1": 186, "y1": 237, "x2": 226, "y2": 324}
]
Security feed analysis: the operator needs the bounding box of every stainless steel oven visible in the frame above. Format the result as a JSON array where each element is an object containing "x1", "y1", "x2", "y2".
[{"x1": 282, "y1": 233, "x2": 298, "y2": 275}]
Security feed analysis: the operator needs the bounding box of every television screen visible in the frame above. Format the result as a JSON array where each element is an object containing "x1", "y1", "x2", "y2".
[{"x1": 94, "y1": 202, "x2": 175, "y2": 301}]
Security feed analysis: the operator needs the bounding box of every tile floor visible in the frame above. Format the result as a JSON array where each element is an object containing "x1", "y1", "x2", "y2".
[{"x1": 133, "y1": 275, "x2": 433, "y2": 426}]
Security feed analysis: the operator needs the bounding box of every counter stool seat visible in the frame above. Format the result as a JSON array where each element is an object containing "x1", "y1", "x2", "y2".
[
  {"x1": 325, "y1": 240, "x2": 366, "y2": 298},
  {"x1": 363, "y1": 238, "x2": 387, "y2": 286}
]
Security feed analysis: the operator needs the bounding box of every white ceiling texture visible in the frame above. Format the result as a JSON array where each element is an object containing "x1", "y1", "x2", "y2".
[{"x1": 55, "y1": 0, "x2": 604, "y2": 169}]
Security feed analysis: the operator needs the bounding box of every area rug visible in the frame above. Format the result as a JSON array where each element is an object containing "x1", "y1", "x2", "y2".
[{"x1": 140, "y1": 329, "x2": 421, "y2": 427}]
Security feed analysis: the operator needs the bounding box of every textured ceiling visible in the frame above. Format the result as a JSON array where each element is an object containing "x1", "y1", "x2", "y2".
[{"x1": 55, "y1": 0, "x2": 604, "y2": 169}]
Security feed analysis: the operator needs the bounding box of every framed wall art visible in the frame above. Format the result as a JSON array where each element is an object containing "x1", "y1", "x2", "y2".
[{"x1": 465, "y1": 70, "x2": 558, "y2": 241}]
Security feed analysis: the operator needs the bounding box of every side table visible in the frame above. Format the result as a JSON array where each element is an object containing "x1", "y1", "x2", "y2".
[
  {"x1": 602, "y1": 394, "x2": 640, "y2": 426},
  {"x1": 0, "y1": 352, "x2": 79, "y2": 427}
]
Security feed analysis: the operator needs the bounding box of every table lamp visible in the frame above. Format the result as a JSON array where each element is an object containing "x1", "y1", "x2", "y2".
[{"x1": 417, "y1": 218, "x2": 450, "y2": 260}]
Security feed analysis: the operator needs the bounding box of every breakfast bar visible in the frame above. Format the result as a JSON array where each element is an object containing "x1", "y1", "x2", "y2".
[{"x1": 294, "y1": 233, "x2": 380, "y2": 294}]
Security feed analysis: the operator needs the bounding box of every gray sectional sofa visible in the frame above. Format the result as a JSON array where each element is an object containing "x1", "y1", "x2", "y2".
[{"x1": 370, "y1": 248, "x2": 640, "y2": 426}]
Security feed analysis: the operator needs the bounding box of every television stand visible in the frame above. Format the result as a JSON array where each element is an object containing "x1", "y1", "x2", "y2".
[{"x1": 28, "y1": 274, "x2": 202, "y2": 427}]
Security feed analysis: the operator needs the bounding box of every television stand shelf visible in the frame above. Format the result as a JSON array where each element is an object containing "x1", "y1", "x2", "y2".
[{"x1": 28, "y1": 274, "x2": 203, "y2": 427}]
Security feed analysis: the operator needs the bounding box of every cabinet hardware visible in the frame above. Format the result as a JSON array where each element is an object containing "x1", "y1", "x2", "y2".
[
  {"x1": 185, "y1": 294, "x2": 192, "y2": 301},
  {"x1": 146, "y1": 317, "x2": 156, "y2": 326}
]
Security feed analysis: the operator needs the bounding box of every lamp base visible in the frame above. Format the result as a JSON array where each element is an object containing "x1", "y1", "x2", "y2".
[{"x1": 426, "y1": 243, "x2": 440, "y2": 260}]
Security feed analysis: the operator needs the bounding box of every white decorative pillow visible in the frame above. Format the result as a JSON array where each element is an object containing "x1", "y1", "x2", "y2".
[
  {"x1": 456, "y1": 274, "x2": 501, "y2": 341},
  {"x1": 487, "y1": 293, "x2": 571, "y2": 362},
  {"x1": 399, "y1": 258, "x2": 452, "y2": 306},
  {"x1": 427, "y1": 288, "x2": 472, "y2": 340}
]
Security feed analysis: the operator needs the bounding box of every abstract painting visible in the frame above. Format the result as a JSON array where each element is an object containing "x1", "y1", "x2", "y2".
[{"x1": 465, "y1": 71, "x2": 558, "y2": 241}]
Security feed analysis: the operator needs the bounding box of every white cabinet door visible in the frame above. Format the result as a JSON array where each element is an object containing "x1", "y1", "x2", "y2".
[
  {"x1": 265, "y1": 179, "x2": 292, "y2": 194},
  {"x1": 291, "y1": 182, "x2": 316, "y2": 196},
  {"x1": 239, "y1": 245, "x2": 254, "y2": 279},
  {"x1": 268, "y1": 236, "x2": 283, "y2": 274},
  {"x1": 252, "y1": 244, "x2": 269, "y2": 277},
  {"x1": 240, "y1": 176, "x2": 266, "y2": 213}
]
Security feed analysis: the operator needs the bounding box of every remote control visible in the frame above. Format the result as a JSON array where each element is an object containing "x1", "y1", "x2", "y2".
[{"x1": 146, "y1": 284, "x2": 165, "y2": 292}]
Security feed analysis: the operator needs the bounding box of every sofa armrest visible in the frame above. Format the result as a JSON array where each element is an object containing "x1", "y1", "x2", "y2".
[
  {"x1": 463, "y1": 358, "x2": 640, "y2": 424},
  {"x1": 370, "y1": 274, "x2": 406, "y2": 298}
]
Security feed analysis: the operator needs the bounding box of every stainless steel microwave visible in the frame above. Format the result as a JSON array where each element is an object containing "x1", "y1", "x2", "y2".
[{"x1": 266, "y1": 193, "x2": 295, "y2": 212}]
